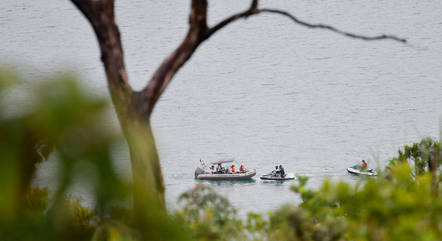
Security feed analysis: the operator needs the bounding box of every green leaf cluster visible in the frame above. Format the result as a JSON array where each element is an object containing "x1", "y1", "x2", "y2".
[
  {"x1": 0, "y1": 70, "x2": 191, "y2": 241},
  {"x1": 1, "y1": 68, "x2": 440, "y2": 241}
]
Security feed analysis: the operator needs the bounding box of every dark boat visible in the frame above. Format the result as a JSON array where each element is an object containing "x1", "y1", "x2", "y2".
[
  {"x1": 260, "y1": 172, "x2": 295, "y2": 180},
  {"x1": 347, "y1": 165, "x2": 377, "y2": 176}
]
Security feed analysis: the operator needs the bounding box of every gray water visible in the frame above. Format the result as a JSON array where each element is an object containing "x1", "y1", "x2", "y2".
[{"x1": 1, "y1": 0, "x2": 441, "y2": 213}]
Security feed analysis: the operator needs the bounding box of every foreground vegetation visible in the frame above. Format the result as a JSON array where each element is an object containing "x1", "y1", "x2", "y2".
[
  {"x1": 0, "y1": 71, "x2": 440, "y2": 240},
  {"x1": 179, "y1": 137, "x2": 441, "y2": 241}
]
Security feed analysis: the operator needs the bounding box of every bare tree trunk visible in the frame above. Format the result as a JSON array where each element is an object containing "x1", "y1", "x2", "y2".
[
  {"x1": 428, "y1": 147, "x2": 439, "y2": 195},
  {"x1": 122, "y1": 116, "x2": 165, "y2": 207},
  {"x1": 71, "y1": 0, "x2": 166, "y2": 208}
]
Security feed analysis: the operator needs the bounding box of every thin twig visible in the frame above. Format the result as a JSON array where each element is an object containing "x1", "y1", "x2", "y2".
[
  {"x1": 258, "y1": 8, "x2": 406, "y2": 43},
  {"x1": 207, "y1": 4, "x2": 406, "y2": 43}
]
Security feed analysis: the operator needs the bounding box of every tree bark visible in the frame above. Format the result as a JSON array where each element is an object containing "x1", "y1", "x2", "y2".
[
  {"x1": 428, "y1": 146, "x2": 439, "y2": 195},
  {"x1": 123, "y1": 117, "x2": 165, "y2": 207},
  {"x1": 71, "y1": 0, "x2": 165, "y2": 207}
]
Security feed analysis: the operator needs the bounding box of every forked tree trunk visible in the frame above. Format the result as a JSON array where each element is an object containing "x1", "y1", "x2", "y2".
[{"x1": 71, "y1": 0, "x2": 167, "y2": 207}]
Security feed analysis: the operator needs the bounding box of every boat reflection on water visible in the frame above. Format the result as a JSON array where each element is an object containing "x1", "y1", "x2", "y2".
[{"x1": 196, "y1": 178, "x2": 257, "y2": 187}]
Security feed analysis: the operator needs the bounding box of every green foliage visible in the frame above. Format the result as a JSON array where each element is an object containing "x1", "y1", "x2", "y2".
[
  {"x1": 179, "y1": 142, "x2": 441, "y2": 241},
  {"x1": 287, "y1": 163, "x2": 441, "y2": 241},
  {"x1": 1, "y1": 68, "x2": 441, "y2": 241},
  {"x1": 177, "y1": 184, "x2": 244, "y2": 241},
  {"x1": 389, "y1": 137, "x2": 440, "y2": 176},
  {"x1": 0, "y1": 70, "x2": 191, "y2": 241}
]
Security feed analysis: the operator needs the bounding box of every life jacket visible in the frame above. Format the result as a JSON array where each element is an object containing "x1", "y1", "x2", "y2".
[{"x1": 231, "y1": 166, "x2": 235, "y2": 172}]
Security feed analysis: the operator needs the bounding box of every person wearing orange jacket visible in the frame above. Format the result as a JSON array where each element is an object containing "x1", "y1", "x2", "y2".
[{"x1": 361, "y1": 160, "x2": 367, "y2": 170}]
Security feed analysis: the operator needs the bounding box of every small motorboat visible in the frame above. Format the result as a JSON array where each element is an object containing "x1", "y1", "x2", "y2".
[
  {"x1": 347, "y1": 165, "x2": 377, "y2": 176},
  {"x1": 195, "y1": 159, "x2": 256, "y2": 180},
  {"x1": 260, "y1": 172, "x2": 295, "y2": 180}
]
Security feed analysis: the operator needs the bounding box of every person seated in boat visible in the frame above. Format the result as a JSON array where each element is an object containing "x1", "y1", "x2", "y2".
[
  {"x1": 230, "y1": 165, "x2": 236, "y2": 173},
  {"x1": 209, "y1": 165, "x2": 215, "y2": 174},
  {"x1": 216, "y1": 163, "x2": 223, "y2": 174},
  {"x1": 360, "y1": 160, "x2": 367, "y2": 170},
  {"x1": 239, "y1": 165, "x2": 246, "y2": 173},
  {"x1": 272, "y1": 166, "x2": 280, "y2": 176},
  {"x1": 279, "y1": 165, "x2": 285, "y2": 177}
]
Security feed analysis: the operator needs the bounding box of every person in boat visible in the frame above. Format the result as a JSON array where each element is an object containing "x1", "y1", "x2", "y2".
[
  {"x1": 230, "y1": 165, "x2": 236, "y2": 173},
  {"x1": 272, "y1": 166, "x2": 280, "y2": 176},
  {"x1": 279, "y1": 165, "x2": 285, "y2": 177},
  {"x1": 216, "y1": 163, "x2": 223, "y2": 174},
  {"x1": 239, "y1": 164, "x2": 246, "y2": 173},
  {"x1": 209, "y1": 165, "x2": 215, "y2": 174},
  {"x1": 360, "y1": 160, "x2": 367, "y2": 170}
]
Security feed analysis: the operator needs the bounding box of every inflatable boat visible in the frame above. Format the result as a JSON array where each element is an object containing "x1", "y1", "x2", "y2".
[
  {"x1": 194, "y1": 159, "x2": 256, "y2": 180},
  {"x1": 347, "y1": 166, "x2": 377, "y2": 176},
  {"x1": 195, "y1": 168, "x2": 256, "y2": 180},
  {"x1": 260, "y1": 173, "x2": 295, "y2": 180}
]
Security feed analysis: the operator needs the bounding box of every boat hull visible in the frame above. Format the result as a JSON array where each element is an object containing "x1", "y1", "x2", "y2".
[
  {"x1": 347, "y1": 167, "x2": 377, "y2": 176},
  {"x1": 196, "y1": 170, "x2": 256, "y2": 180},
  {"x1": 260, "y1": 173, "x2": 295, "y2": 180}
]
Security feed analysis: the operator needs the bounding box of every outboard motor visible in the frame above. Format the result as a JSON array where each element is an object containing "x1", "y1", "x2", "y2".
[{"x1": 194, "y1": 167, "x2": 206, "y2": 179}]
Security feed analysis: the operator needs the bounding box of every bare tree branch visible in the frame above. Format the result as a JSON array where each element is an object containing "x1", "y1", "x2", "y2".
[
  {"x1": 207, "y1": 2, "x2": 406, "y2": 43},
  {"x1": 139, "y1": 0, "x2": 406, "y2": 116},
  {"x1": 140, "y1": 0, "x2": 208, "y2": 115},
  {"x1": 256, "y1": 8, "x2": 407, "y2": 43},
  {"x1": 205, "y1": 0, "x2": 258, "y2": 38},
  {"x1": 138, "y1": 0, "x2": 405, "y2": 116}
]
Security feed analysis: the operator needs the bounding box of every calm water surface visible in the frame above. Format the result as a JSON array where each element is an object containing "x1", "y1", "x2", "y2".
[{"x1": 1, "y1": 0, "x2": 441, "y2": 213}]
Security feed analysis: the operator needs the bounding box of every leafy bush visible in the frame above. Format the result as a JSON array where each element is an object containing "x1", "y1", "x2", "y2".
[
  {"x1": 178, "y1": 146, "x2": 441, "y2": 241},
  {"x1": 1, "y1": 68, "x2": 440, "y2": 241},
  {"x1": 0, "y1": 70, "x2": 191, "y2": 241},
  {"x1": 388, "y1": 138, "x2": 440, "y2": 177}
]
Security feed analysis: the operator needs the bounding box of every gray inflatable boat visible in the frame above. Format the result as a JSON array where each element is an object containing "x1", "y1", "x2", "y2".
[{"x1": 195, "y1": 167, "x2": 256, "y2": 180}]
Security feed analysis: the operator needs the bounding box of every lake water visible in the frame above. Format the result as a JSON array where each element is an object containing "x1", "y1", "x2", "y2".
[{"x1": 1, "y1": 0, "x2": 441, "y2": 213}]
